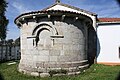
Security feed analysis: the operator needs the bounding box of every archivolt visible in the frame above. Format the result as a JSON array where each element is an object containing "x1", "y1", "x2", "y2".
[{"x1": 32, "y1": 23, "x2": 58, "y2": 36}]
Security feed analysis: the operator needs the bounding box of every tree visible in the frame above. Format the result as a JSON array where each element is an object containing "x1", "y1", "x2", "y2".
[
  {"x1": 14, "y1": 37, "x2": 20, "y2": 46},
  {"x1": 6, "y1": 39, "x2": 13, "y2": 45},
  {"x1": 0, "y1": 0, "x2": 9, "y2": 40},
  {"x1": 117, "y1": 0, "x2": 120, "y2": 4}
]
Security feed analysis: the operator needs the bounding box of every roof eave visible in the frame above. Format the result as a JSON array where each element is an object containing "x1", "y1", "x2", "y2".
[
  {"x1": 15, "y1": 10, "x2": 93, "y2": 25},
  {"x1": 97, "y1": 21, "x2": 120, "y2": 25}
]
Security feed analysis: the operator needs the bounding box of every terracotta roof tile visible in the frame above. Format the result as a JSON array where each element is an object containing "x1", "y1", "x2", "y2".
[
  {"x1": 42, "y1": 3, "x2": 97, "y2": 16},
  {"x1": 98, "y1": 18, "x2": 120, "y2": 22}
]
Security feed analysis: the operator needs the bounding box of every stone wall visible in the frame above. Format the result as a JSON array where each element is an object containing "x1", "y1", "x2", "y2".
[
  {"x1": 18, "y1": 14, "x2": 91, "y2": 76},
  {"x1": 0, "y1": 45, "x2": 20, "y2": 61}
]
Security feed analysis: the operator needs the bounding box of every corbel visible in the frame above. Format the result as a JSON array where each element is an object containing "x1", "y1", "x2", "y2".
[
  {"x1": 33, "y1": 16, "x2": 36, "y2": 19},
  {"x1": 22, "y1": 17, "x2": 28, "y2": 25},
  {"x1": 48, "y1": 15, "x2": 51, "y2": 20},
  {"x1": 61, "y1": 15, "x2": 65, "y2": 21},
  {"x1": 74, "y1": 17, "x2": 79, "y2": 22},
  {"x1": 16, "y1": 20, "x2": 22, "y2": 28},
  {"x1": 22, "y1": 18, "x2": 25, "y2": 21},
  {"x1": 33, "y1": 16, "x2": 38, "y2": 23}
]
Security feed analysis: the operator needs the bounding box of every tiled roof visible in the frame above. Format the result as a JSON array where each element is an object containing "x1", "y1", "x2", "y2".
[
  {"x1": 15, "y1": 2, "x2": 97, "y2": 21},
  {"x1": 42, "y1": 2, "x2": 97, "y2": 16},
  {"x1": 98, "y1": 18, "x2": 120, "y2": 22}
]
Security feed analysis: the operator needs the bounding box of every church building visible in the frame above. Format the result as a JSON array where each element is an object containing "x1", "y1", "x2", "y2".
[
  {"x1": 97, "y1": 18, "x2": 120, "y2": 65},
  {"x1": 15, "y1": 0, "x2": 120, "y2": 77}
]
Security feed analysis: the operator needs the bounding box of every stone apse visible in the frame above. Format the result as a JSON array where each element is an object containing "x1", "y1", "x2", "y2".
[{"x1": 15, "y1": 2, "x2": 97, "y2": 77}]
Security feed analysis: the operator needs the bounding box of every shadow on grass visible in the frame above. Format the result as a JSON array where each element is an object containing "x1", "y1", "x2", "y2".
[
  {"x1": 116, "y1": 72, "x2": 120, "y2": 80},
  {"x1": 0, "y1": 73, "x2": 4, "y2": 80}
]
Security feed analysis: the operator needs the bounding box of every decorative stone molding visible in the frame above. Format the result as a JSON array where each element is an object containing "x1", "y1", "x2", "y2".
[{"x1": 32, "y1": 23, "x2": 58, "y2": 36}]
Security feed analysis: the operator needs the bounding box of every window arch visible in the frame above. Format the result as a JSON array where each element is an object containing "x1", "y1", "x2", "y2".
[
  {"x1": 32, "y1": 23, "x2": 58, "y2": 36},
  {"x1": 32, "y1": 23, "x2": 58, "y2": 47}
]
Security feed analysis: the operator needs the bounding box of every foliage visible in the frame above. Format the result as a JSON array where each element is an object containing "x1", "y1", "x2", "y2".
[
  {"x1": 14, "y1": 37, "x2": 20, "y2": 46},
  {"x1": 117, "y1": 0, "x2": 120, "y2": 5},
  {"x1": 0, "y1": 37, "x2": 20, "y2": 46},
  {"x1": 0, "y1": 39, "x2": 13, "y2": 45},
  {"x1": 6, "y1": 39, "x2": 13, "y2": 45},
  {"x1": 0, "y1": 0, "x2": 9, "y2": 40},
  {"x1": 0, "y1": 61, "x2": 120, "y2": 80}
]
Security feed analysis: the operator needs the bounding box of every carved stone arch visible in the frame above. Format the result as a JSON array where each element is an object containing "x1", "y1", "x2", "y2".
[
  {"x1": 36, "y1": 28, "x2": 50, "y2": 37},
  {"x1": 32, "y1": 23, "x2": 58, "y2": 36},
  {"x1": 32, "y1": 23, "x2": 58, "y2": 47}
]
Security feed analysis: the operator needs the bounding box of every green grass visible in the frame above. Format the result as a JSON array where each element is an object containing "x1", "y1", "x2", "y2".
[{"x1": 0, "y1": 61, "x2": 120, "y2": 80}]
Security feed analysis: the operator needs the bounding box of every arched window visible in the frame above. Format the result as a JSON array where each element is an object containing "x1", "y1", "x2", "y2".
[{"x1": 32, "y1": 23, "x2": 58, "y2": 47}]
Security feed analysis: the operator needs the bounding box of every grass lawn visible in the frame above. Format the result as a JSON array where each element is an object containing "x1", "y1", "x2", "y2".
[{"x1": 0, "y1": 61, "x2": 120, "y2": 80}]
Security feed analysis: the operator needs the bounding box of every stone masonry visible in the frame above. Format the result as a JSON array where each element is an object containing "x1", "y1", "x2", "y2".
[{"x1": 15, "y1": 1, "x2": 97, "y2": 77}]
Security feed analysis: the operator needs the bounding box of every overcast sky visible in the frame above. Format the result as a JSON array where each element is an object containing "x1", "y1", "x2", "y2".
[{"x1": 5, "y1": 0, "x2": 120, "y2": 40}]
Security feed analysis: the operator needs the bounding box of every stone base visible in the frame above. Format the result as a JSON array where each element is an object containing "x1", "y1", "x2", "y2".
[{"x1": 18, "y1": 60, "x2": 89, "y2": 77}]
